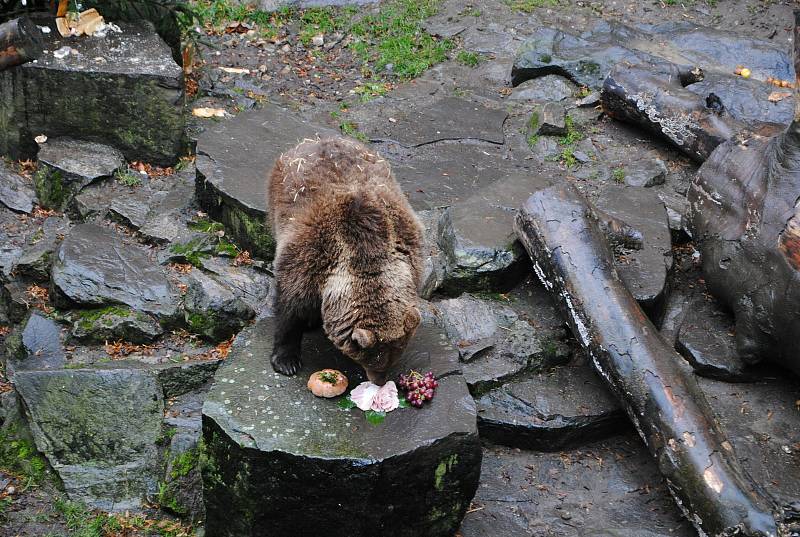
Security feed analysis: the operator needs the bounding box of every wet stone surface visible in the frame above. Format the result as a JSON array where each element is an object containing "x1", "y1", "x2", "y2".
[
  {"x1": 202, "y1": 317, "x2": 481, "y2": 537},
  {"x1": 51, "y1": 223, "x2": 179, "y2": 321},
  {"x1": 475, "y1": 355, "x2": 627, "y2": 451},
  {"x1": 5, "y1": 311, "x2": 66, "y2": 378},
  {"x1": 460, "y1": 437, "x2": 695, "y2": 537},
  {"x1": 0, "y1": 163, "x2": 36, "y2": 214}
]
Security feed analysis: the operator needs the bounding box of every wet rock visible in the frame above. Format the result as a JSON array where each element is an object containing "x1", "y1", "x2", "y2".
[
  {"x1": 197, "y1": 256, "x2": 273, "y2": 316},
  {"x1": 0, "y1": 21, "x2": 184, "y2": 165},
  {"x1": 0, "y1": 164, "x2": 36, "y2": 214},
  {"x1": 13, "y1": 216, "x2": 68, "y2": 282},
  {"x1": 108, "y1": 188, "x2": 152, "y2": 230},
  {"x1": 202, "y1": 317, "x2": 481, "y2": 537},
  {"x1": 358, "y1": 96, "x2": 507, "y2": 146},
  {"x1": 183, "y1": 269, "x2": 255, "y2": 341},
  {"x1": 433, "y1": 280, "x2": 570, "y2": 395},
  {"x1": 195, "y1": 104, "x2": 336, "y2": 260},
  {"x1": 1, "y1": 281, "x2": 30, "y2": 323},
  {"x1": 154, "y1": 360, "x2": 221, "y2": 399},
  {"x1": 512, "y1": 21, "x2": 793, "y2": 103},
  {"x1": 52, "y1": 223, "x2": 179, "y2": 321},
  {"x1": 414, "y1": 208, "x2": 447, "y2": 299},
  {"x1": 460, "y1": 437, "x2": 695, "y2": 537},
  {"x1": 592, "y1": 186, "x2": 673, "y2": 321},
  {"x1": 70, "y1": 306, "x2": 163, "y2": 345},
  {"x1": 623, "y1": 158, "x2": 667, "y2": 188},
  {"x1": 576, "y1": 90, "x2": 601, "y2": 107},
  {"x1": 475, "y1": 356, "x2": 626, "y2": 451},
  {"x1": 535, "y1": 102, "x2": 567, "y2": 136},
  {"x1": 5, "y1": 311, "x2": 65, "y2": 377},
  {"x1": 698, "y1": 374, "x2": 800, "y2": 512},
  {"x1": 509, "y1": 75, "x2": 576, "y2": 102},
  {"x1": 35, "y1": 138, "x2": 125, "y2": 210},
  {"x1": 676, "y1": 296, "x2": 749, "y2": 381},
  {"x1": 14, "y1": 367, "x2": 163, "y2": 510},
  {"x1": 437, "y1": 172, "x2": 550, "y2": 294},
  {"x1": 137, "y1": 173, "x2": 195, "y2": 244}
]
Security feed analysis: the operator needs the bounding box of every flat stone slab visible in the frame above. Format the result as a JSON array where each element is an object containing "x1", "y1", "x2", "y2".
[
  {"x1": 592, "y1": 185, "x2": 673, "y2": 320},
  {"x1": 676, "y1": 295, "x2": 749, "y2": 381},
  {"x1": 52, "y1": 223, "x2": 179, "y2": 320},
  {"x1": 202, "y1": 317, "x2": 481, "y2": 537},
  {"x1": 356, "y1": 96, "x2": 507, "y2": 146},
  {"x1": 475, "y1": 356, "x2": 626, "y2": 451},
  {"x1": 195, "y1": 104, "x2": 337, "y2": 259},
  {"x1": 535, "y1": 102, "x2": 567, "y2": 136},
  {"x1": 623, "y1": 158, "x2": 667, "y2": 188},
  {"x1": 5, "y1": 311, "x2": 66, "y2": 377},
  {"x1": 459, "y1": 436, "x2": 694, "y2": 537},
  {"x1": 699, "y1": 373, "x2": 800, "y2": 512},
  {"x1": 437, "y1": 171, "x2": 552, "y2": 293},
  {"x1": 513, "y1": 21, "x2": 793, "y2": 118},
  {"x1": 432, "y1": 281, "x2": 570, "y2": 395},
  {"x1": 509, "y1": 75, "x2": 576, "y2": 102},
  {"x1": 13, "y1": 367, "x2": 164, "y2": 511},
  {"x1": 0, "y1": 21, "x2": 184, "y2": 165},
  {"x1": 0, "y1": 163, "x2": 36, "y2": 214}
]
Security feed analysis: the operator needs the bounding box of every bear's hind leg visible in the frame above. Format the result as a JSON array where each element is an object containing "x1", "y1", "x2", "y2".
[{"x1": 271, "y1": 304, "x2": 305, "y2": 376}]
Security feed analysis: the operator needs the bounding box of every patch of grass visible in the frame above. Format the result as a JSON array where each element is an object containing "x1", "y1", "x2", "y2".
[
  {"x1": 559, "y1": 116, "x2": 583, "y2": 146},
  {"x1": 54, "y1": 498, "x2": 117, "y2": 537},
  {"x1": 188, "y1": 218, "x2": 225, "y2": 234},
  {"x1": 612, "y1": 167, "x2": 626, "y2": 183},
  {"x1": 298, "y1": 7, "x2": 352, "y2": 45},
  {"x1": 353, "y1": 82, "x2": 391, "y2": 102},
  {"x1": 115, "y1": 168, "x2": 143, "y2": 187},
  {"x1": 192, "y1": 0, "x2": 288, "y2": 37},
  {"x1": 349, "y1": 0, "x2": 453, "y2": 79},
  {"x1": 214, "y1": 239, "x2": 239, "y2": 257},
  {"x1": 526, "y1": 110, "x2": 540, "y2": 147},
  {"x1": 456, "y1": 50, "x2": 481, "y2": 67},
  {"x1": 505, "y1": 0, "x2": 560, "y2": 12},
  {"x1": 339, "y1": 121, "x2": 369, "y2": 143}
]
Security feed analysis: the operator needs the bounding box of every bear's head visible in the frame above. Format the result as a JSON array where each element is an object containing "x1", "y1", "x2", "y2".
[{"x1": 322, "y1": 259, "x2": 422, "y2": 385}]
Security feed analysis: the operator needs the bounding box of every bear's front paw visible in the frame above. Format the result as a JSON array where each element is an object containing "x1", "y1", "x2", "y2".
[{"x1": 271, "y1": 348, "x2": 302, "y2": 376}]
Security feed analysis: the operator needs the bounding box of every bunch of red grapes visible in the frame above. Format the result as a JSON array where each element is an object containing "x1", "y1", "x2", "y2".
[{"x1": 397, "y1": 370, "x2": 438, "y2": 408}]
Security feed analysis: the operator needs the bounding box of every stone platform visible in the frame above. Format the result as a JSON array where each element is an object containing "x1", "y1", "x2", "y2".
[
  {"x1": 0, "y1": 20, "x2": 184, "y2": 165},
  {"x1": 202, "y1": 317, "x2": 481, "y2": 537}
]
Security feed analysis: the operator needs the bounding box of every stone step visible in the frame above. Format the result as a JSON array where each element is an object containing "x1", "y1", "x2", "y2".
[
  {"x1": 0, "y1": 21, "x2": 185, "y2": 166},
  {"x1": 475, "y1": 356, "x2": 627, "y2": 451},
  {"x1": 202, "y1": 317, "x2": 481, "y2": 537}
]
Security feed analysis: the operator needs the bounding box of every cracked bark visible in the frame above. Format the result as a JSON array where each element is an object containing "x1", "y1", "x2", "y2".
[
  {"x1": 686, "y1": 9, "x2": 800, "y2": 376},
  {"x1": 600, "y1": 60, "x2": 784, "y2": 162},
  {"x1": 0, "y1": 17, "x2": 42, "y2": 72},
  {"x1": 514, "y1": 182, "x2": 779, "y2": 537}
]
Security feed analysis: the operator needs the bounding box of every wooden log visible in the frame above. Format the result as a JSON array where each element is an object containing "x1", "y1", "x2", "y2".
[
  {"x1": 686, "y1": 10, "x2": 800, "y2": 375},
  {"x1": 514, "y1": 183, "x2": 779, "y2": 537},
  {"x1": 601, "y1": 61, "x2": 784, "y2": 162},
  {"x1": 0, "y1": 17, "x2": 43, "y2": 72}
]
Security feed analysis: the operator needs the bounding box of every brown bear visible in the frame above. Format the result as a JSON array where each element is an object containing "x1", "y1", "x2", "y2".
[{"x1": 266, "y1": 136, "x2": 424, "y2": 385}]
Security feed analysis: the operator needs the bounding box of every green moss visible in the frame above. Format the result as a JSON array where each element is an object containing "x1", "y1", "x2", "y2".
[
  {"x1": 156, "y1": 482, "x2": 188, "y2": 516},
  {"x1": 612, "y1": 167, "x2": 626, "y2": 183},
  {"x1": 170, "y1": 237, "x2": 211, "y2": 268},
  {"x1": 170, "y1": 448, "x2": 199, "y2": 479},
  {"x1": 188, "y1": 218, "x2": 225, "y2": 234},
  {"x1": 186, "y1": 311, "x2": 218, "y2": 336},
  {"x1": 339, "y1": 121, "x2": 369, "y2": 143},
  {"x1": 433, "y1": 454, "x2": 458, "y2": 491},
  {"x1": 505, "y1": 0, "x2": 559, "y2": 12},
  {"x1": 33, "y1": 167, "x2": 65, "y2": 210},
  {"x1": 577, "y1": 60, "x2": 600, "y2": 75},
  {"x1": 539, "y1": 53, "x2": 552, "y2": 63},
  {"x1": 0, "y1": 426, "x2": 47, "y2": 484},
  {"x1": 114, "y1": 168, "x2": 142, "y2": 187},
  {"x1": 215, "y1": 239, "x2": 239, "y2": 257}
]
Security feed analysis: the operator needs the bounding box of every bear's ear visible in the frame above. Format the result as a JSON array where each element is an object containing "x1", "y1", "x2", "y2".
[
  {"x1": 404, "y1": 307, "x2": 421, "y2": 332},
  {"x1": 351, "y1": 327, "x2": 376, "y2": 349}
]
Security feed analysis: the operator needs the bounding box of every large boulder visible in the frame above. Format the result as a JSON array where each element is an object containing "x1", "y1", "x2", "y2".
[
  {"x1": 0, "y1": 20, "x2": 184, "y2": 165},
  {"x1": 13, "y1": 367, "x2": 164, "y2": 510},
  {"x1": 202, "y1": 317, "x2": 481, "y2": 537}
]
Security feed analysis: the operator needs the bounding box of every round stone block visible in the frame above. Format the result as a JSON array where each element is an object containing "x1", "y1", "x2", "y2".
[{"x1": 202, "y1": 318, "x2": 481, "y2": 537}]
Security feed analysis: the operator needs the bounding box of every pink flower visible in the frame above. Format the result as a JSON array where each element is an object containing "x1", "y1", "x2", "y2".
[
  {"x1": 370, "y1": 381, "x2": 399, "y2": 412},
  {"x1": 350, "y1": 381, "x2": 380, "y2": 411}
]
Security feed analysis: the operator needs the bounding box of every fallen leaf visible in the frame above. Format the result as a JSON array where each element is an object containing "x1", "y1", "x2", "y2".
[
  {"x1": 192, "y1": 107, "x2": 228, "y2": 119},
  {"x1": 219, "y1": 67, "x2": 250, "y2": 74},
  {"x1": 768, "y1": 91, "x2": 792, "y2": 103}
]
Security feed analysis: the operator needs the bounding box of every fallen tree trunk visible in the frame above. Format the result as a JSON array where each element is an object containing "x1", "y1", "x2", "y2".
[
  {"x1": 0, "y1": 17, "x2": 42, "y2": 72},
  {"x1": 514, "y1": 183, "x2": 779, "y2": 537},
  {"x1": 601, "y1": 61, "x2": 784, "y2": 162},
  {"x1": 686, "y1": 10, "x2": 800, "y2": 377}
]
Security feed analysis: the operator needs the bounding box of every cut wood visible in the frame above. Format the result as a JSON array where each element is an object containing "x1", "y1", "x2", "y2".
[
  {"x1": 601, "y1": 61, "x2": 784, "y2": 162},
  {"x1": 514, "y1": 183, "x2": 779, "y2": 537},
  {"x1": 0, "y1": 17, "x2": 43, "y2": 72}
]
